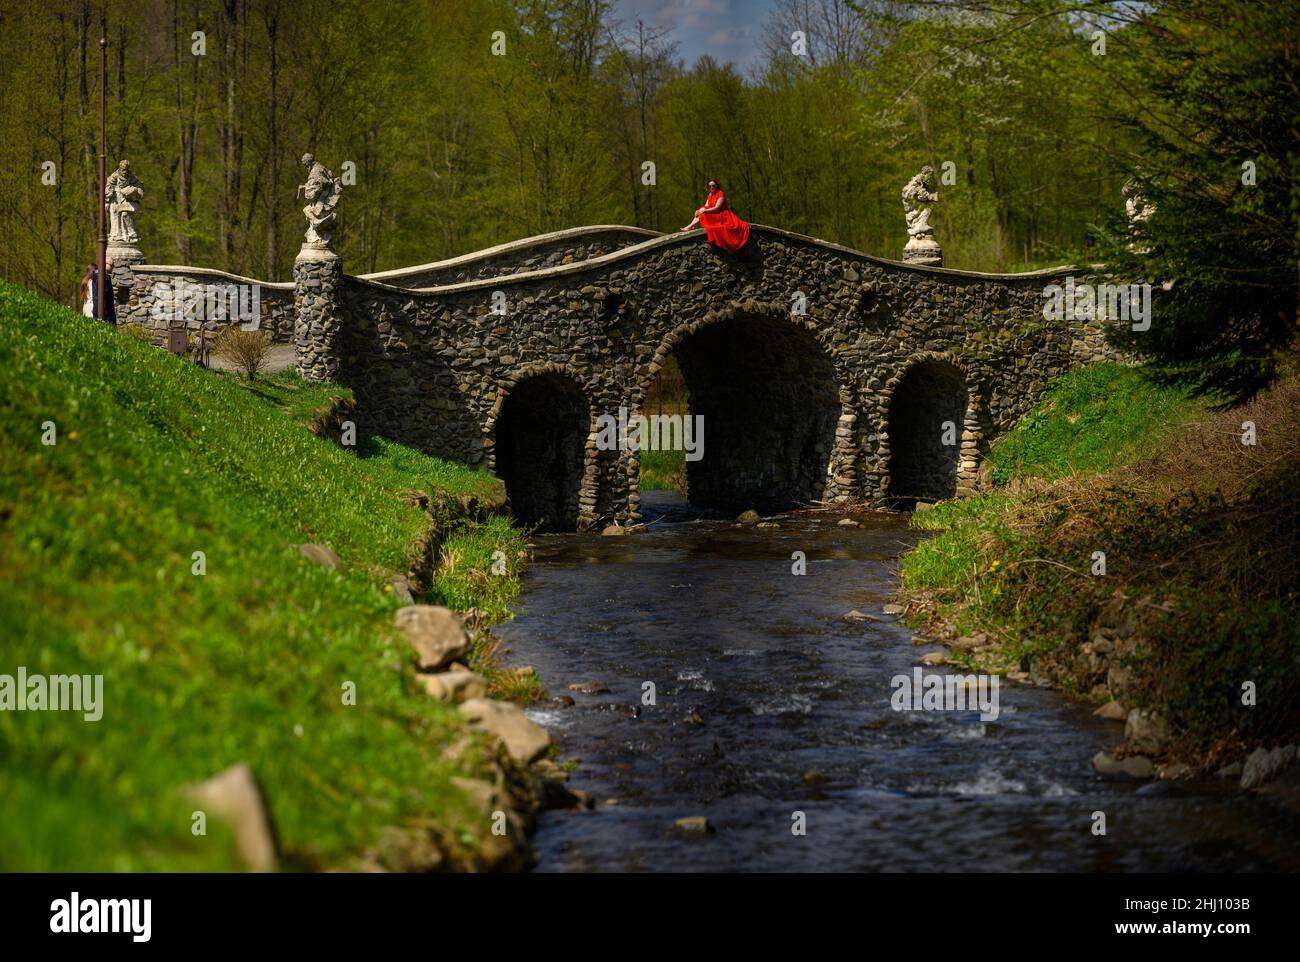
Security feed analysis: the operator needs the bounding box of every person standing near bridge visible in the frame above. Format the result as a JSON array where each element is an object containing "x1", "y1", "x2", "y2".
[
  {"x1": 681, "y1": 179, "x2": 750, "y2": 253},
  {"x1": 78, "y1": 256, "x2": 116, "y2": 323}
]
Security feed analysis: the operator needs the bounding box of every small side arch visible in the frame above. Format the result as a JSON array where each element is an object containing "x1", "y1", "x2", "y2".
[
  {"x1": 487, "y1": 362, "x2": 596, "y2": 532},
  {"x1": 881, "y1": 352, "x2": 980, "y2": 502}
]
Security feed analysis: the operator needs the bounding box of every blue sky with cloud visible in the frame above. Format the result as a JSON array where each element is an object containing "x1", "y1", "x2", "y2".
[{"x1": 610, "y1": 0, "x2": 777, "y2": 71}]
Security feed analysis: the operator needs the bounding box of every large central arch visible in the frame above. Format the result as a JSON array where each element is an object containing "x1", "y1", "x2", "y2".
[{"x1": 659, "y1": 311, "x2": 842, "y2": 512}]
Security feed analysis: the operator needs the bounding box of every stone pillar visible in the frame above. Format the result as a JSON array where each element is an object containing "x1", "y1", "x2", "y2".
[
  {"x1": 294, "y1": 248, "x2": 343, "y2": 382},
  {"x1": 293, "y1": 154, "x2": 346, "y2": 381},
  {"x1": 826, "y1": 410, "x2": 859, "y2": 501},
  {"x1": 106, "y1": 246, "x2": 145, "y2": 325}
]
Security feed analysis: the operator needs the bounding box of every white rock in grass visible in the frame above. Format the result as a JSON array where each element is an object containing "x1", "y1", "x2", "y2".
[{"x1": 292, "y1": 542, "x2": 343, "y2": 572}]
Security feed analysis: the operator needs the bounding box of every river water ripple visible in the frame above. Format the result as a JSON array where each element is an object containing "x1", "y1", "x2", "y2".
[{"x1": 494, "y1": 492, "x2": 1300, "y2": 872}]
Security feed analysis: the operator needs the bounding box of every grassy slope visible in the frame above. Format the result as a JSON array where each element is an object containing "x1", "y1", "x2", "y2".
[
  {"x1": 0, "y1": 280, "x2": 525, "y2": 870},
  {"x1": 983, "y1": 361, "x2": 1199, "y2": 485},
  {"x1": 636, "y1": 402, "x2": 689, "y2": 493},
  {"x1": 905, "y1": 363, "x2": 1199, "y2": 592},
  {"x1": 901, "y1": 361, "x2": 1300, "y2": 756}
]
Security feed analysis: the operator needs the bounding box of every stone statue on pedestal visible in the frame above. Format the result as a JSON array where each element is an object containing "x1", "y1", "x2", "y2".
[
  {"x1": 296, "y1": 154, "x2": 343, "y2": 254},
  {"x1": 1123, "y1": 179, "x2": 1154, "y2": 253},
  {"x1": 105, "y1": 160, "x2": 145, "y2": 260},
  {"x1": 901, "y1": 166, "x2": 942, "y2": 267}
]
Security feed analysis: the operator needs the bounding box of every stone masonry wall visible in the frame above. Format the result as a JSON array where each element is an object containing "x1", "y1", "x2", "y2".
[
  {"x1": 359, "y1": 227, "x2": 659, "y2": 289},
  {"x1": 118, "y1": 266, "x2": 296, "y2": 345},
  {"x1": 293, "y1": 225, "x2": 1120, "y2": 529},
  {"x1": 112, "y1": 228, "x2": 653, "y2": 348}
]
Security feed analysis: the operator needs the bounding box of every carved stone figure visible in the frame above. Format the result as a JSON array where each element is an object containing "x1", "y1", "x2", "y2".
[
  {"x1": 1123, "y1": 179, "x2": 1154, "y2": 253},
  {"x1": 901, "y1": 166, "x2": 942, "y2": 266},
  {"x1": 106, "y1": 160, "x2": 144, "y2": 246},
  {"x1": 296, "y1": 153, "x2": 343, "y2": 252}
]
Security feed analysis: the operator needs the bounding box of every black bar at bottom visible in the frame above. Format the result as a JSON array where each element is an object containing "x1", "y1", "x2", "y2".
[{"x1": 0, "y1": 871, "x2": 1291, "y2": 948}]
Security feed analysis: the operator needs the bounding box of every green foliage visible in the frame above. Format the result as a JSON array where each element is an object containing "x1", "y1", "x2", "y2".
[
  {"x1": 0, "y1": 0, "x2": 1153, "y2": 301},
  {"x1": 433, "y1": 515, "x2": 528, "y2": 624},
  {"x1": 1098, "y1": 0, "x2": 1300, "y2": 405},
  {"x1": 905, "y1": 362, "x2": 1200, "y2": 599},
  {"x1": 0, "y1": 280, "x2": 515, "y2": 870},
  {"x1": 1138, "y1": 594, "x2": 1298, "y2": 748},
  {"x1": 902, "y1": 495, "x2": 1016, "y2": 592},
  {"x1": 638, "y1": 447, "x2": 686, "y2": 492}
]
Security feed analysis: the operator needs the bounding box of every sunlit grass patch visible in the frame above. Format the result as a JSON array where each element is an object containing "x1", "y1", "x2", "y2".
[{"x1": 0, "y1": 280, "x2": 520, "y2": 870}]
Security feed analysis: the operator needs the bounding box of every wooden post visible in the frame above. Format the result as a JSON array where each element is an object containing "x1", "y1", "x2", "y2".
[{"x1": 97, "y1": 16, "x2": 108, "y2": 322}]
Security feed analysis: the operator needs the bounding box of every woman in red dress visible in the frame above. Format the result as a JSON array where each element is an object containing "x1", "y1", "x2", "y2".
[{"x1": 681, "y1": 179, "x2": 750, "y2": 253}]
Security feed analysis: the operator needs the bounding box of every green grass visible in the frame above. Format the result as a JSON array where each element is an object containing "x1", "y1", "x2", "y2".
[
  {"x1": 902, "y1": 495, "x2": 1017, "y2": 592},
  {"x1": 0, "y1": 280, "x2": 524, "y2": 870},
  {"x1": 639, "y1": 447, "x2": 686, "y2": 492},
  {"x1": 984, "y1": 362, "x2": 1197, "y2": 484},
  {"x1": 905, "y1": 363, "x2": 1199, "y2": 592},
  {"x1": 240, "y1": 368, "x2": 499, "y2": 501},
  {"x1": 237, "y1": 367, "x2": 355, "y2": 428}
]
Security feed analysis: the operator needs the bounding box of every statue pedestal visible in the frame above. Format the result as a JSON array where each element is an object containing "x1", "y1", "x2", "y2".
[
  {"x1": 294, "y1": 245, "x2": 339, "y2": 264},
  {"x1": 903, "y1": 238, "x2": 943, "y2": 268},
  {"x1": 105, "y1": 245, "x2": 146, "y2": 323},
  {"x1": 293, "y1": 247, "x2": 343, "y2": 382},
  {"x1": 106, "y1": 244, "x2": 145, "y2": 266}
]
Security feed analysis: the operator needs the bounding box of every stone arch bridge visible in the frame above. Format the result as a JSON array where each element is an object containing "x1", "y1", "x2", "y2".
[{"x1": 123, "y1": 224, "x2": 1115, "y2": 531}]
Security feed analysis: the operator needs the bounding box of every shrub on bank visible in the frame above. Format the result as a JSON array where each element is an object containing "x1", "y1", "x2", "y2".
[{"x1": 901, "y1": 362, "x2": 1299, "y2": 758}]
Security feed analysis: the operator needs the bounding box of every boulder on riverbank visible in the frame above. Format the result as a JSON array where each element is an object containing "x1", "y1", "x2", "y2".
[
  {"x1": 1241, "y1": 744, "x2": 1297, "y2": 790},
  {"x1": 460, "y1": 698, "x2": 550, "y2": 763},
  {"x1": 419, "y1": 671, "x2": 488, "y2": 704},
  {"x1": 1125, "y1": 708, "x2": 1171, "y2": 754},
  {"x1": 1092, "y1": 751, "x2": 1155, "y2": 780},
  {"x1": 394, "y1": 605, "x2": 470, "y2": 671}
]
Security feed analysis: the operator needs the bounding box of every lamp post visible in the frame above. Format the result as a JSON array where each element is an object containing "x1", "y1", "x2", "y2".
[{"x1": 96, "y1": 22, "x2": 108, "y2": 322}]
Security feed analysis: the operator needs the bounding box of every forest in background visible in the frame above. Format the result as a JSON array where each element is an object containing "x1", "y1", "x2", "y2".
[{"x1": 0, "y1": 0, "x2": 1143, "y2": 304}]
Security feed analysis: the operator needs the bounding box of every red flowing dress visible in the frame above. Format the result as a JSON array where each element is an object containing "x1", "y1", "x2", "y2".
[{"x1": 699, "y1": 190, "x2": 750, "y2": 253}]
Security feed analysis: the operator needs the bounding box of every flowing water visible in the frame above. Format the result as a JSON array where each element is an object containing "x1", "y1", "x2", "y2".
[{"x1": 495, "y1": 491, "x2": 1300, "y2": 872}]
